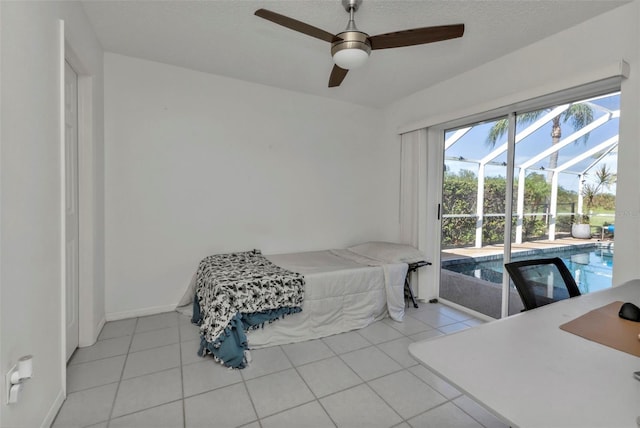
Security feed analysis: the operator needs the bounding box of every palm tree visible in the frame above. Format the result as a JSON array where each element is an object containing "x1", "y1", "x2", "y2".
[
  {"x1": 582, "y1": 164, "x2": 615, "y2": 218},
  {"x1": 486, "y1": 104, "x2": 594, "y2": 182}
]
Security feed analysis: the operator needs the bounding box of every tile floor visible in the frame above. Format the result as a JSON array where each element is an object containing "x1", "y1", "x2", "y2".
[{"x1": 53, "y1": 302, "x2": 508, "y2": 428}]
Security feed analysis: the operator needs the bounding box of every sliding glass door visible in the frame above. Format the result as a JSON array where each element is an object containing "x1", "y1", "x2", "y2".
[
  {"x1": 439, "y1": 91, "x2": 619, "y2": 318},
  {"x1": 439, "y1": 117, "x2": 510, "y2": 318}
]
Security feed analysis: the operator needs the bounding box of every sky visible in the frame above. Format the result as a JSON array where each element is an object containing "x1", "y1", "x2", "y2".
[{"x1": 443, "y1": 92, "x2": 620, "y2": 194}]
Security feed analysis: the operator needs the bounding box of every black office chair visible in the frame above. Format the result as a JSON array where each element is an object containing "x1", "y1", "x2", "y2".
[{"x1": 504, "y1": 257, "x2": 581, "y2": 311}]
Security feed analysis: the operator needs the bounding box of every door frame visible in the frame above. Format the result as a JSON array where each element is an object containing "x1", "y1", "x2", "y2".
[
  {"x1": 420, "y1": 128, "x2": 444, "y2": 300},
  {"x1": 66, "y1": 42, "x2": 99, "y2": 348},
  {"x1": 64, "y1": 58, "x2": 80, "y2": 361},
  {"x1": 59, "y1": 20, "x2": 99, "y2": 392}
]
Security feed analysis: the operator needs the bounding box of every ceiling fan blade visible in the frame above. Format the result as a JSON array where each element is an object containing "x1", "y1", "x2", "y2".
[
  {"x1": 369, "y1": 24, "x2": 464, "y2": 50},
  {"x1": 255, "y1": 9, "x2": 338, "y2": 43},
  {"x1": 328, "y1": 65, "x2": 349, "y2": 87}
]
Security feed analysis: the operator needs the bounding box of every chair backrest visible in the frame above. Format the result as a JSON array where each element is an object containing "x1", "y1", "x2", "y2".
[{"x1": 504, "y1": 257, "x2": 581, "y2": 311}]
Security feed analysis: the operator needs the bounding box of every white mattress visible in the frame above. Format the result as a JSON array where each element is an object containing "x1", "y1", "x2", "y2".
[{"x1": 246, "y1": 249, "x2": 407, "y2": 348}]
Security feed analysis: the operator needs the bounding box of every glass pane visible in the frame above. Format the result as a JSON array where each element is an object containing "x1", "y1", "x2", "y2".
[
  {"x1": 440, "y1": 117, "x2": 509, "y2": 319},
  {"x1": 439, "y1": 91, "x2": 619, "y2": 319},
  {"x1": 507, "y1": 92, "x2": 619, "y2": 314}
]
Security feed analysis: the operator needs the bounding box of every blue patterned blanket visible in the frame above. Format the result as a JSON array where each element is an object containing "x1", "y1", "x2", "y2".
[{"x1": 191, "y1": 250, "x2": 305, "y2": 368}]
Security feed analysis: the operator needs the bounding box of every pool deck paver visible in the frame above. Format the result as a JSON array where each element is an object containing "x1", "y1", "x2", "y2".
[{"x1": 441, "y1": 237, "x2": 611, "y2": 262}]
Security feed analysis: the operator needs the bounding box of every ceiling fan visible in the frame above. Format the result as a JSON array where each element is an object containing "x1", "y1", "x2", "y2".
[{"x1": 255, "y1": 0, "x2": 464, "y2": 88}]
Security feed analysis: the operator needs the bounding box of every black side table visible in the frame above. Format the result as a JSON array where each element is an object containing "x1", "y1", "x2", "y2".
[{"x1": 405, "y1": 261, "x2": 432, "y2": 308}]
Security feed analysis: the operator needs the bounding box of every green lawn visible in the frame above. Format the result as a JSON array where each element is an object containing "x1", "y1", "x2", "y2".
[{"x1": 589, "y1": 210, "x2": 615, "y2": 228}]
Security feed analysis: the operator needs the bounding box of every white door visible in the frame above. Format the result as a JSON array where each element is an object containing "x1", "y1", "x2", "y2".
[{"x1": 65, "y1": 60, "x2": 80, "y2": 361}]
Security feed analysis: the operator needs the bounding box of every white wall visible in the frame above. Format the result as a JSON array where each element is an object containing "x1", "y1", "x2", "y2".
[
  {"x1": 385, "y1": 1, "x2": 640, "y2": 287},
  {"x1": 0, "y1": 1, "x2": 104, "y2": 426},
  {"x1": 104, "y1": 54, "x2": 396, "y2": 318}
]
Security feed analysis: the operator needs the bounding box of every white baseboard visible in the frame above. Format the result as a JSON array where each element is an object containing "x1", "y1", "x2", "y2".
[
  {"x1": 41, "y1": 389, "x2": 65, "y2": 428},
  {"x1": 78, "y1": 316, "x2": 106, "y2": 348},
  {"x1": 95, "y1": 317, "x2": 106, "y2": 338},
  {"x1": 106, "y1": 304, "x2": 178, "y2": 321},
  {"x1": 91, "y1": 317, "x2": 106, "y2": 346}
]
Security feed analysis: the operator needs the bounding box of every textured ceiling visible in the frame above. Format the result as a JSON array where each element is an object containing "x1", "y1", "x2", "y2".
[{"x1": 81, "y1": 0, "x2": 629, "y2": 108}]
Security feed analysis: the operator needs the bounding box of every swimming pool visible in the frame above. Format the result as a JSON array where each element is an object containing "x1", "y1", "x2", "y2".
[{"x1": 442, "y1": 243, "x2": 614, "y2": 294}]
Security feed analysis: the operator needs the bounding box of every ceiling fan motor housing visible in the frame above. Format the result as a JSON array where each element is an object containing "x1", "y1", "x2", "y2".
[{"x1": 331, "y1": 31, "x2": 371, "y2": 68}]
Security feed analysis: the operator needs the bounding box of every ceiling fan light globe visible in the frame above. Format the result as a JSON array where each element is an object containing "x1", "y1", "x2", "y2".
[{"x1": 333, "y1": 48, "x2": 369, "y2": 69}]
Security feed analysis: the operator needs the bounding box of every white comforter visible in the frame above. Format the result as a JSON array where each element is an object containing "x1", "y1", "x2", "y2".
[{"x1": 246, "y1": 249, "x2": 407, "y2": 348}]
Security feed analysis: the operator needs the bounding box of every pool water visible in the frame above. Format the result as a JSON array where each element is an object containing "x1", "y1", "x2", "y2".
[{"x1": 442, "y1": 243, "x2": 614, "y2": 294}]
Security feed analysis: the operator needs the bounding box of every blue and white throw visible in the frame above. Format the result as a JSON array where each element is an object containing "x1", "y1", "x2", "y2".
[{"x1": 192, "y1": 250, "x2": 305, "y2": 368}]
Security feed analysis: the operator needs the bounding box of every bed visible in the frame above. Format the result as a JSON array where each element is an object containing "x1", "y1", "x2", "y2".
[{"x1": 179, "y1": 241, "x2": 426, "y2": 368}]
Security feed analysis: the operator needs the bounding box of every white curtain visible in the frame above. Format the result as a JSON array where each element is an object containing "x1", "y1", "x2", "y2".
[{"x1": 399, "y1": 129, "x2": 428, "y2": 298}]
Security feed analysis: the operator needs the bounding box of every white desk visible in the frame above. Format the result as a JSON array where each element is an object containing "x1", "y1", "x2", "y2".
[{"x1": 409, "y1": 280, "x2": 640, "y2": 428}]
